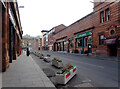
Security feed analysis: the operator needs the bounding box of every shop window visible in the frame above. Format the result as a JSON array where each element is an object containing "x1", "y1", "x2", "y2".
[
  {"x1": 76, "y1": 38, "x2": 82, "y2": 47},
  {"x1": 101, "y1": 0, "x2": 105, "y2": 2},
  {"x1": 100, "y1": 11, "x2": 104, "y2": 23},
  {"x1": 105, "y1": 8, "x2": 110, "y2": 21},
  {"x1": 99, "y1": 35, "x2": 104, "y2": 45},
  {"x1": 69, "y1": 39, "x2": 74, "y2": 48}
]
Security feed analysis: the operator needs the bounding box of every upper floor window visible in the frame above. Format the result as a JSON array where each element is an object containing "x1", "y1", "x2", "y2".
[
  {"x1": 105, "y1": 8, "x2": 110, "y2": 21},
  {"x1": 101, "y1": 11, "x2": 104, "y2": 23}
]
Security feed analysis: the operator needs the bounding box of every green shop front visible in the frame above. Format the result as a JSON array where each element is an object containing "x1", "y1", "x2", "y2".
[{"x1": 75, "y1": 31, "x2": 92, "y2": 53}]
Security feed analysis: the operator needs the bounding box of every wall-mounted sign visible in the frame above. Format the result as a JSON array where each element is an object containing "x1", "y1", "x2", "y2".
[{"x1": 75, "y1": 31, "x2": 92, "y2": 38}]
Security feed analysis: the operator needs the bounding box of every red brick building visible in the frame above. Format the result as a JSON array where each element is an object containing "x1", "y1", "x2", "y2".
[
  {"x1": 1, "y1": 1, "x2": 23, "y2": 72},
  {"x1": 42, "y1": 24, "x2": 66, "y2": 51},
  {"x1": 92, "y1": 0, "x2": 120, "y2": 56},
  {"x1": 52, "y1": 0, "x2": 120, "y2": 57}
]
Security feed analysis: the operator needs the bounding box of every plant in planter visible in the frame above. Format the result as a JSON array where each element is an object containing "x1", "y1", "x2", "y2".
[
  {"x1": 72, "y1": 49, "x2": 74, "y2": 53},
  {"x1": 43, "y1": 54, "x2": 51, "y2": 63},
  {"x1": 52, "y1": 58, "x2": 63, "y2": 68},
  {"x1": 47, "y1": 54, "x2": 51, "y2": 57},
  {"x1": 38, "y1": 53, "x2": 41, "y2": 57},
  {"x1": 36, "y1": 52, "x2": 40, "y2": 57},
  {"x1": 55, "y1": 63, "x2": 77, "y2": 84},
  {"x1": 40, "y1": 53, "x2": 44, "y2": 59}
]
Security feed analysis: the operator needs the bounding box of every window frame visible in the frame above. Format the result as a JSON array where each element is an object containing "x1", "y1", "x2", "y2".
[
  {"x1": 99, "y1": 35, "x2": 104, "y2": 45},
  {"x1": 69, "y1": 39, "x2": 74, "y2": 48},
  {"x1": 100, "y1": 11, "x2": 105, "y2": 23},
  {"x1": 105, "y1": 8, "x2": 110, "y2": 21},
  {"x1": 101, "y1": 0, "x2": 105, "y2": 2},
  {"x1": 76, "y1": 38, "x2": 82, "y2": 48}
]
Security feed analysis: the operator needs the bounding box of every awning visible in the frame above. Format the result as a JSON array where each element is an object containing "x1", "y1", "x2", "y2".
[{"x1": 104, "y1": 38, "x2": 118, "y2": 45}]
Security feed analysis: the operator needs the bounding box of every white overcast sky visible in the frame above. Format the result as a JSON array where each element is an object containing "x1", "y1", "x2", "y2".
[{"x1": 18, "y1": 0, "x2": 94, "y2": 37}]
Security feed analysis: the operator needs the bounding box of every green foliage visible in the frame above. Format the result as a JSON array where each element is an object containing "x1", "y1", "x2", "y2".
[
  {"x1": 41, "y1": 53, "x2": 44, "y2": 56},
  {"x1": 53, "y1": 58, "x2": 62, "y2": 62},
  {"x1": 56, "y1": 64, "x2": 74, "y2": 74}
]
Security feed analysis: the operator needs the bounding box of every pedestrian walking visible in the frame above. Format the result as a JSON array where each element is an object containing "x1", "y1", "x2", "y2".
[{"x1": 26, "y1": 48, "x2": 30, "y2": 56}]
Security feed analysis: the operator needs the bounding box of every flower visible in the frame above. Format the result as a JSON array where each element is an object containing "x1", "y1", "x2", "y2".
[
  {"x1": 53, "y1": 57, "x2": 62, "y2": 62},
  {"x1": 56, "y1": 63, "x2": 74, "y2": 74}
]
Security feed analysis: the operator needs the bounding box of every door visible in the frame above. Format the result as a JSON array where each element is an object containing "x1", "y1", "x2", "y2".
[
  {"x1": 88, "y1": 44, "x2": 92, "y2": 53},
  {"x1": 108, "y1": 45, "x2": 117, "y2": 56}
]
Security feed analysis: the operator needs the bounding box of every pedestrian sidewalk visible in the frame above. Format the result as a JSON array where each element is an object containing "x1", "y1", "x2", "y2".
[
  {"x1": 69, "y1": 53, "x2": 119, "y2": 61},
  {"x1": 2, "y1": 52, "x2": 56, "y2": 88},
  {"x1": 57, "y1": 51, "x2": 119, "y2": 62}
]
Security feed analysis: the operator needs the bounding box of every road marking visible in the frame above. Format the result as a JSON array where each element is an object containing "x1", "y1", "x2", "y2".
[{"x1": 79, "y1": 62, "x2": 104, "y2": 69}]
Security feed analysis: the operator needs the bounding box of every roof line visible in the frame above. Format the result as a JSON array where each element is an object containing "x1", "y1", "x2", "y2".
[{"x1": 53, "y1": 12, "x2": 94, "y2": 35}]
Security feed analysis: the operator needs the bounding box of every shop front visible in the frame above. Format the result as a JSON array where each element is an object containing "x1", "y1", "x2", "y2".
[
  {"x1": 68, "y1": 38, "x2": 74, "y2": 53},
  {"x1": 55, "y1": 38, "x2": 67, "y2": 52},
  {"x1": 104, "y1": 37, "x2": 119, "y2": 56},
  {"x1": 75, "y1": 31, "x2": 92, "y2": 54}
]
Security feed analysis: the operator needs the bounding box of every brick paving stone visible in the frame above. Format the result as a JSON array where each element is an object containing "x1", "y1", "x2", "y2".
[{"x1": 2, "y1": 52, "x2": 56, "y2": 88}]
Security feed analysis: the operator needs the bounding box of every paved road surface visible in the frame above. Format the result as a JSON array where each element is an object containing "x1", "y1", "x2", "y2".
[{"x1": 31, "y1": 51, "x2": 120, "y2": 88}]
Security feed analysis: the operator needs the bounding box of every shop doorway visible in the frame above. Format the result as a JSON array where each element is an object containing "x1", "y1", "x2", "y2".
[
  {"x1": 88, "y1": 44, "x2": 92, "y2": 53},
  {"x1": 108, "y1": 45, "x2": 117, "y2": 56}
]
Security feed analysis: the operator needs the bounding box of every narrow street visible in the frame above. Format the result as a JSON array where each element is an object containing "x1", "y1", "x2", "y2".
[{"x1": 31, "y1": 51, "x2": 119, "y2": 88}]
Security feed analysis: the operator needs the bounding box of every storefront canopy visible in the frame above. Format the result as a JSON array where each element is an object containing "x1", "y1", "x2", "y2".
[{"x1": 104, "y1": 38, "x2": 118, "y2": 45}]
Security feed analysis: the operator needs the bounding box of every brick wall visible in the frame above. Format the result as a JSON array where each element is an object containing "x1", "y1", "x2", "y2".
[
  {"x1": 92, "y1": 1, "x2": 120, "y2": 56},
  {"x1": 52, "y1": 1, "x2": 120, "y2": 56}
]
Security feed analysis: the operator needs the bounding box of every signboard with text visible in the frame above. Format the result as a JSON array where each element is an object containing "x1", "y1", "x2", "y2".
[{"x1": 75, "y1": 31, "x2": 92, "y2": 38}]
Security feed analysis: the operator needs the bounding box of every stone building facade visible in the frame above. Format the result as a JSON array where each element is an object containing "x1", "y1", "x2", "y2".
[
  {"x1": 22, "y1": 35, "x2": 42, "y2": 51},
  {"x1": 22, "y1": 35, "x2": 34, "y2": 51},
  {"x1": 1, "y1": 1, "x2": 23, "y2": 72}
]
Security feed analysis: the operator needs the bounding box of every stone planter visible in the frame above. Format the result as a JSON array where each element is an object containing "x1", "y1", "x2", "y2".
[
  {"x1": 43, "y1": 57, "x2": 50, "y2": 63},
  {"x1": 40, "y1": 55, "x2": 44, "y2": 59},
  {"x1": 52, "y1": 60, "x2": 63, "y2": 68},
  {"x1": 36, "y1": 53, "x2": 39, "y2": 57},
  {"x1": 55, "y1": 66, "x2": 77, "y2": 84}
]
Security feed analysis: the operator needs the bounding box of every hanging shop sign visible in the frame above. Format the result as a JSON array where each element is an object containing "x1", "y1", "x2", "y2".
[{"x1": 75, "y1": 31, "x2": 92, "y2": 38}]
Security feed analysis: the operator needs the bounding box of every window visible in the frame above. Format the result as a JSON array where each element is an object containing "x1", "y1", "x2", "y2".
[
  {"x1": 101, "y1": 0, "x2": 105, "y2": 2},
  {"x1": 110, "y1": 30, "x2": 115, "y2": 35},
  {"x1": 46, "y1": 34, "x2": 48, "y2": 41},
  {"x1": 69, "y1": 39, "x2": 74, "y2": 48},
  {"x1": 76, "y1": 38, "x2": 82, "y2": 47},
  {"x1": 106, "y1": 8, "x2": 110, "y2": 21},
  {"x1": 101, "y1": 11, "x2": 104, "y2": 23},
  {"x1": 84, "y1": 37, "x2": 87, "y2": 47},
  {"x1": 99, "y1": 35, "x2": 104, "y2": 45}
]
